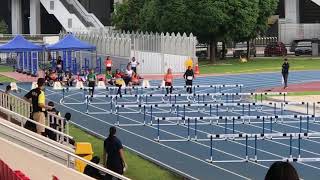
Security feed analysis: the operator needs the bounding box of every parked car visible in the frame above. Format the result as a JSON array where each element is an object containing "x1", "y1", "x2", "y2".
[
  {"x1": 295, "y1": 41, "x2": 312, "y2": 56},
  {"x1": 264, "y1": 42, "x2": 287, "y2": 56},
  {"x1": 233, "y1": 43, "x2": 256, "y2": 58}
]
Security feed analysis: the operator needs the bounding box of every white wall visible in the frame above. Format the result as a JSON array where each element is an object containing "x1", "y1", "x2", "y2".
[
  {"x1": 284, "y1": 0, "x2": 300, "y2": 23},
  {"x1": 132, "y1": 51, "x2": 190, "y2": 74},
  {"x1": 279, "y1": 23, "x2": 320, "y2": 44}
]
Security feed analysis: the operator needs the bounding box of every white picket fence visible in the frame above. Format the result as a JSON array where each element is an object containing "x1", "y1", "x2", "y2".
[
  {"x1": 74, "y1": 32, "x2": 131, "y2": 57},
  {"x1": 70, "y1": 28, "x2": 198, "y2": 74}
]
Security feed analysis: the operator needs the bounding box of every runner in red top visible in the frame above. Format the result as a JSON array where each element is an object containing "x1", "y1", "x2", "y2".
[
  {"x1": 164, "y1": 68, "x2": 173, "y2": 94},
  {"x1": 104, "y1": 56, "x2": 112, "y2": 74}
]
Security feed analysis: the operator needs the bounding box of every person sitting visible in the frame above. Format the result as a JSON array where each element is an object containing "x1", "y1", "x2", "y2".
[
  {"x1": 105, "y1": 71, "x2": 114, "y2": 85},
  {"x1": 114, "y1": 69, "x2": 123, "y2": 79},
  {"x1": 265, "y1": 161, "x2": 299, "y2": 180},
  {"x1": 77, "y1": 69, "x2": 87, "y2": 83},
  {"x1": 64, "y1": 71, "x2": 74, "y2": 87},
  {"x1": 84, "y1": 156, "x2": 104, "y2": 179},
  {"x1": 48, "y1": 70, "x2": 58, "y2": 86},
  {"x1": 130, "y1": 72, "x2": 140, "y2": 86}
]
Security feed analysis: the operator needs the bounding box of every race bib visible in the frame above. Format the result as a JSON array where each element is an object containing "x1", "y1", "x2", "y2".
[{"x1": 187, "y1": 76, "x2": 193, "y2": 80}]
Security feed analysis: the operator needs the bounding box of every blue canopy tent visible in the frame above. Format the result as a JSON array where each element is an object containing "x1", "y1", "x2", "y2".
[
  {"x1": 46, "y1": 34, "x2": 97, "y2": 74},
  {"x1": 0, "y1": 35, "x2": 43, "y2": 76}
]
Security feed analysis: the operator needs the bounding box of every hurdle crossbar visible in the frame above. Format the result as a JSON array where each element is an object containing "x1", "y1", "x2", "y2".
[
  {"x1": 106, "y1": 84, "x2": 244, "y2": 90},
  {"x1": 115, "y1": 101, "x2": 305, "y2": 109},
  {"x1": 60, "y1": 84, "x2": 244, "y2": 91},
  {"x1": 206, "y1": 132, "x2": 320, "y2": 139},
  {"x1": 89, "y1": 92, "x2": 287, "y2": 99},
  {"x1": 155, "y1": 115, "x2": 316, "y2": 121}
]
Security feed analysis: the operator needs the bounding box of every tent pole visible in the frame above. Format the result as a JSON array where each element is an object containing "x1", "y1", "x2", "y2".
[
  {"x1": 95, "y1": 50, "x2": 98, "y2": 73},
  {"x1": 22, "y1": 52, "x2": 25, "y2": 72}
]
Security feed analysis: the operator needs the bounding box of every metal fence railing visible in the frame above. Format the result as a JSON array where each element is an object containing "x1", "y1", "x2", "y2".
[
  {"x1": 0, "y1": 92, "x2": 71, "y2": 143},
  {"x1": 0, "y1": 92, "x2": 32, "y2": 118},
  {"x1": 0, "y1": 105, "x2": 73, "y2": 144},
  {"x1": 0, "y1": 120, "x2": 131, "y2": 180}
]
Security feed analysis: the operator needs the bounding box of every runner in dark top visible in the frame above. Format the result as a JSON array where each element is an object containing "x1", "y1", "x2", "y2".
[
  {"x1": 282, "y1": 58, "x2": 289, "y2": 89},
  {"x1": 183, "y1": 66, "x2": 195, "y2": 94},
  {"x1": 103, "y1": 126, "x2": 126, "y2": 180}
]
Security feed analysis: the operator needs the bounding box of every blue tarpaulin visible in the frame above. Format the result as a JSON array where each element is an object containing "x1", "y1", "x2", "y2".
[
  {"x1": 0, "y1": 35, "x2": 43, "y2": 52},
  {"x1": 46, "y1": 34, "x2": 96, "y2": 51}
]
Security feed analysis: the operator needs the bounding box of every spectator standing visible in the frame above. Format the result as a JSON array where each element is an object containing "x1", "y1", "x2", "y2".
[
  {"x1": 4, "y1": 85, "x2": 12, "y2": 110},
  {"x1": 282, "y1": 58, "x2": 289, "y2": 89},
  {"x1": 5, "y1": 85, "x2": 11, "y2": 94},
  {"x1": 104, "y1": 56, "x2": 113, "y2": 75},
  {"x1": 84, "y1": 156, "x2": 104, "y2": 179},
  {"x1": 24, "y1": 78, "x2": 51, "y2": 135},
  {"x1": 183, "y1": 66, "x2": 194, "y2": 94},
  {"x1": 129, "y1": 57, "x2": 139, "y2": 73},
  {"x1": 103, "y1": 126, "x2": 127, "y2": 180},
  {"x1": 265, "y1": 161, "x2": 299, "y2": 180},
  {"x1": 164, "y1": 68, "x2": 173, "y2": 94},
  {"x1": 45, "y1": 101, "x2": 60, "y2": 141},
  {"x1": 56, "y1": 56, "x2": 63, "y2": 81},
  {"x1": 87, "y1": 69, "x2": 97, "y2": 98}
]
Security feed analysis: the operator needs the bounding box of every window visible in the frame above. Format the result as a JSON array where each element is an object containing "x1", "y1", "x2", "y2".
[
  {"x1": 68, "y1": 19, "x2": 72, "y2": 28},
  {"x1": 50, "y1": 1, "x2": 54, "y2": 10}
]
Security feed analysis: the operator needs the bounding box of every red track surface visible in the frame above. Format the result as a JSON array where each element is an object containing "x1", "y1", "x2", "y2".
[{"x1": 257, "y1": 81, "x2": 320, "y2": 92}]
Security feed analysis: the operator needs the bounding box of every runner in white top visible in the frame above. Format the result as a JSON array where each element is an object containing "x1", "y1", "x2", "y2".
[{"x1": 130, "y1": 57, "x2": 139, "y2": 73}]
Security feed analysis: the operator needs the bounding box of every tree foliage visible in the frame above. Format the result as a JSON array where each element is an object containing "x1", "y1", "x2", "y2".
[
  {"x1": 112, "y1": 0, "x2": 279, "y2": 62},
  {"x1": 112, "y1": 0, "x2": 146, "y2": 31}
]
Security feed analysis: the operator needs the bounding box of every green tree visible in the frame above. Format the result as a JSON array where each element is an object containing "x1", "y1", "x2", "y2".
[
  {"x1": 112, "y1": 0, "x2": 146, "y2": 31},
  {"x1": 255, "y1": 0, "x2": 279, "y2": 36},
  {"x1": 112, "y1": 0, "x2": 278, "y2": 63},
  {"x1": 0, "y1": 19, "x2": 8, "y2": 34},
  {"x1": 139, "y1": 0, "x2": 192, "y2": 33},
  {"x1": 139, "y1": 0, "x2": 161, "y2": 32},
  {"x1": 234, "y1": 0, "x2": 278, "y2": 58}
]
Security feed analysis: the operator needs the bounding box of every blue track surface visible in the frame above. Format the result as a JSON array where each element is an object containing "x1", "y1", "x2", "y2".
[{"x1": 8, "y1": 70, "x2": 320, "y2": 180}]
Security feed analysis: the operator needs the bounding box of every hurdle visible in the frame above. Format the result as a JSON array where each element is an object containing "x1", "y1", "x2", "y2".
[
  {"x1": 113, "y1": 101, "x2": 315, "y2": 119},
  {"x1": 57, "y1": 84, "x2": 244, "y2": 97},
  {"x1": 104, "y1": 84, "x2": 244, "y2": 94},
  {"x1": 205, "y1": 132, "x2": 320, "y2": 163},
  {"x1": 88, "y1": 92, "x2": 287, "y2": 106},
  {"x1": 82, "y1": 92, "x2": 288, "y2": 114},
  {"x1": 153, "y1": 115, "x2": 317, "y2": 143}
]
